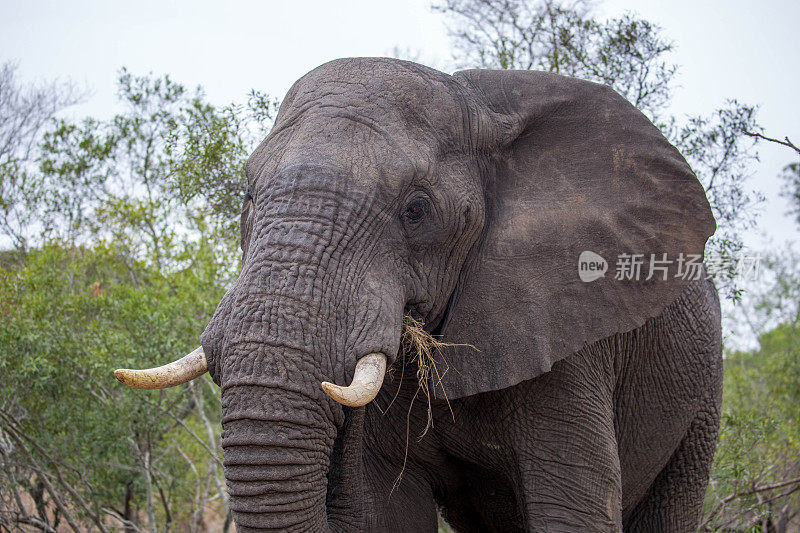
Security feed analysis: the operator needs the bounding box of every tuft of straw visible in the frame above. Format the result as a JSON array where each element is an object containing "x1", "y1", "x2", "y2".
[
  {"x1": 389, "y1": 316, "x2": 471, "y2": 494},
  {"x1": 398, "y1": 315, "x2": 469, "y2": 435}
]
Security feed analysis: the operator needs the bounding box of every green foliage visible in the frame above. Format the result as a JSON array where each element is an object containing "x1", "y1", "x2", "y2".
[
  {"x1": 704, "y1": 263, "x2": 800, "y2": 530},
  {"x1": 0, "y1": 242, "x2": 229, "y2": 530},
  {"x1": 0, "y1": 61, "x2": 84, "y2": 251},
  {"x1": 434, "y1": 1, "x2": 676, "y2": 122},
  {"x1": 671, "y1": 100, "x2": 764, "y2": 300},
  {"x1": 14, "y1": 68, "x2": 278, "y2": 270},
  {"x1": 0, "y1": 67, "x2": 274, "y2": 531},
  {"x1": 167, "y1": 89, "x2": 279, "y2": 236}
]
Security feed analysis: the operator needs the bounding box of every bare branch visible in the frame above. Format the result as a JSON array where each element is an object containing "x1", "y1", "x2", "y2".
[{"x1": 744, "y1": 131, "x2": 800, "y2": 155}]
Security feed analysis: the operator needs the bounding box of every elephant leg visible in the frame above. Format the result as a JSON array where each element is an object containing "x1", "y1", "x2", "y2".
[
  {"x1": 438, "y1": 348, "x2": 624, "y2": 532},
  {"x1": 622, "y1": 405, "x2": 721, "y2": 532},
  {"x1": 502, "y1": 352, "x2": 623, "y2": 532},
  {"x1": 512, "y1": 411, "x2": 623, "y2": 531},
  {"x1": 361, "y1": 452, "x2": 438, "y2": 533}
]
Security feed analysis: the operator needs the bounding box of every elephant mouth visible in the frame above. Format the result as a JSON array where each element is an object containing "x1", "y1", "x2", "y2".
[
  {"x1": 398, "y1": 315, "x2": 466, "y2": 401},
  {"x1": 113, "y1": 314, "x2": 457, "y2": 530},
  {"x1": 114, "y1": 348, "x2": 388, "y2": 407},
  {"x1": 113, "y1": 314, "x2": 455, "y2": 405}
]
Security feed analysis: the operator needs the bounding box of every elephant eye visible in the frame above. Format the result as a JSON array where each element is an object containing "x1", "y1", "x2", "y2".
[{"x1": 402, "y1": 197, "x2": 429, "y2": 223}]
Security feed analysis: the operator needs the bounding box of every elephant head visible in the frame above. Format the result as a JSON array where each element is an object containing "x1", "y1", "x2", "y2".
[{"x1": 115, "y1": 58, "x2": 714, "y2": 530}]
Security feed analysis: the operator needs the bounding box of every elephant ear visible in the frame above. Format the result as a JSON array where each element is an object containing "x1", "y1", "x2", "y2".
[{"x1": 434, "y1": 69, "x2": 715, "y2": 399}]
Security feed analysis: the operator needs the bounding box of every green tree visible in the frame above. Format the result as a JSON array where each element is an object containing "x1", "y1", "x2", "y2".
[
  {"x1": 784, "y1": 162, "x2": 800, "y2": 227},
  {"x1": 0, "y1": 68, "x2": 278, "y2": 531},
  {"x1": 703, "y1": 316, "x2": 800, "y2": 530},
  {"x1": 703, "y1": 131, "x2": 800, "y2": 531},
  {"x1": 0, "y1": 61, "x2": 84, "y2": 252},
  {"x1": 0, "y1": 243, "x2": 229, "y2": 531},
  {"x1": 167, "y1": 88, "x2": 278, "y2": 237},
  {"x1": 27, "y1": 69, "x2": 278, "y2": 268}
]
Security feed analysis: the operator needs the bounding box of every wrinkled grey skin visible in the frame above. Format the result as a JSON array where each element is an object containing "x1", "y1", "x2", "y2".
[{"x1": 199, "y1": 58, "x2": 722, "y2": 532}]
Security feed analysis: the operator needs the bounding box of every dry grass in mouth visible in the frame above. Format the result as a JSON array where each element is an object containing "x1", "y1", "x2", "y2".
[
  {"x1": 400, "y1": 315, "x2": 451, "y2": 403},
  {"x1": 389, "y1": 316, "x2": 473, "y2": 494},
  {"x1": 395, "y1": 315, "x2": 472, "y2": 434}
]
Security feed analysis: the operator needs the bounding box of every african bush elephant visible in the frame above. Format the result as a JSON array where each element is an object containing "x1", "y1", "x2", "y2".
[{"x1": 115, "y1": 58, "x2": 722, "y2": 532}]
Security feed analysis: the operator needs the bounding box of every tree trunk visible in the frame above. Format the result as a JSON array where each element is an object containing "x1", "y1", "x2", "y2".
[{"x1": 123, "y1": 480, "x2": 136, "y2": 533}]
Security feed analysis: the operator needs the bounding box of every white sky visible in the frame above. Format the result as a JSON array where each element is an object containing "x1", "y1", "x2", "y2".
[{"x1": 2, "y1": 0, "x2": 798, "y2": 266}]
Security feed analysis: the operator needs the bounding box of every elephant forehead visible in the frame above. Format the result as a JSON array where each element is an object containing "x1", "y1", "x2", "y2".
[
  {"x1": 251, "y1": 115, "x2": 435, "y2": 194},
  {"x1": 279, "y1": 58, "x2": 471, "y2": 147},
  {"x1": 289, "y1": 58, "x2": 462, "y2": 117},
  {"x1": 245, "y1": 58, "x2": 475, "y2": 192}
]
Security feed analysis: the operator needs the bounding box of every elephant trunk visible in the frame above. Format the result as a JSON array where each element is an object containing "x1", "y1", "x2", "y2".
[
  {"x1": 221, "y1": 385, "x2": 335, "y2": 531},
  {"x1": 201, "y1": 182, "x2": 404, "y2": 531},
  {"x1": 219, "y1": 340, "x2": 374, "y2": 531},
  {"x1": 210, "y1": 286, "x2": 398, "y2": 530}
]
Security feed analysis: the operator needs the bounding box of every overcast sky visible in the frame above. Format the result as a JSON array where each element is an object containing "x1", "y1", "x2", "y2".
[{"x1": 2, "y1": 0, "x2": 798, "y2": 254}]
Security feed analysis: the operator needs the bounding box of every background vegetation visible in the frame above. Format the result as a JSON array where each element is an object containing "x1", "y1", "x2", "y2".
[{"x1": 1, "y1": 1, "x2": 798, "y2": 531}]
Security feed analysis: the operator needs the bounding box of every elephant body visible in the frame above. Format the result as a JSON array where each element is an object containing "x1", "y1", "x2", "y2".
[
  {"x1": 363, "y1": 275, "x2": 722, "y2": 532},
  {"x1": 119, "y1": 58, "x2": 723, "y2": 531}
]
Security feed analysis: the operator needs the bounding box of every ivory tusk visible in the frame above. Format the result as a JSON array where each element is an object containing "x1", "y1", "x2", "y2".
[
  {"x1": 114, "y1": 346, "x2": 208, "y2": 389},
  {"x1": 321, "y1": 353, "x2": 387, "y2": 407}
]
